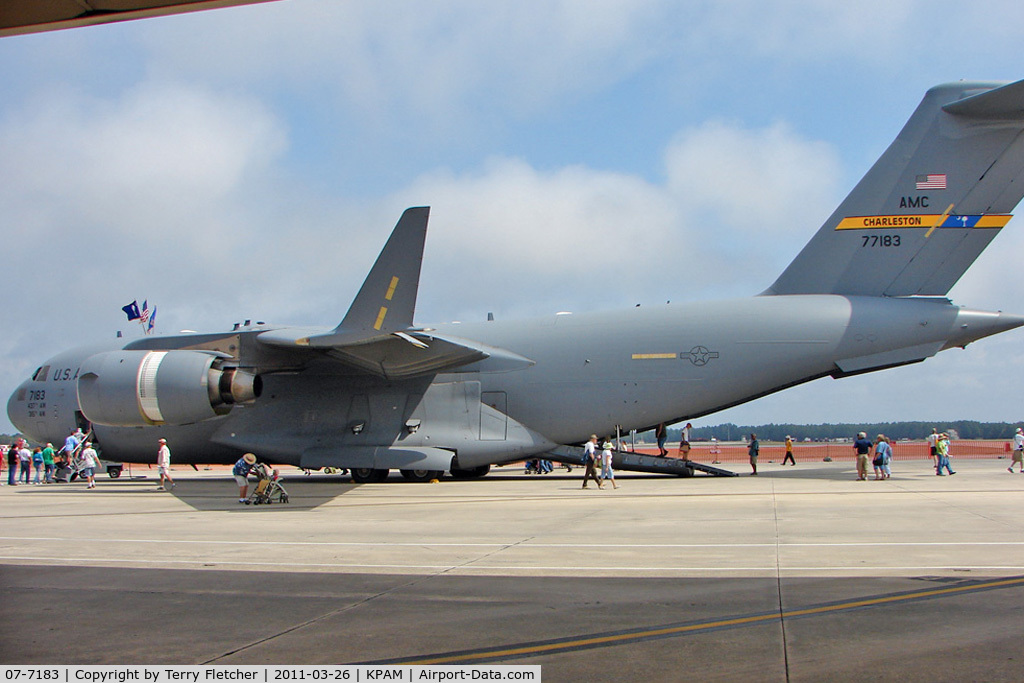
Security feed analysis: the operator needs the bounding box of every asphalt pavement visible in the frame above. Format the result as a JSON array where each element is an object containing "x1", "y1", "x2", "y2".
[{"x1": 1, "y1": 458, "x2": 1023, "y2": 681}]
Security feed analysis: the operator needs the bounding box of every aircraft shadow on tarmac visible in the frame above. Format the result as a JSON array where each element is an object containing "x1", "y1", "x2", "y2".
[
  {"x1": 34, "y1": 475, "x2": 360, "y2": 511},
  {"x1": 30, "y1": 461, "x2": 885, "y2": 512}
]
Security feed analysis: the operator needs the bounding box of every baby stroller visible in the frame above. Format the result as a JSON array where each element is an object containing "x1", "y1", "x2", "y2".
[{"x1": 246, "y1": 462, "x2": 290, "y2": 505}]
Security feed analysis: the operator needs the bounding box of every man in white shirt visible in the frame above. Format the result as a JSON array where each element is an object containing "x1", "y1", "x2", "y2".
[
  {"x1": 156, "y1": 438, "x2": 176, "y2": 490},
  {"x1": 926, "y1": 428, "x2": 939, "y2": 466},
  {"x1": 80, "y1": 441, "x2": 98, "y2": 489},
  {"x1": 581, "y1": 435, "x2": 603, "y2": 490},
  {"x1": 1010, "y1": 428, "x2": 1024, "y2": 473}
]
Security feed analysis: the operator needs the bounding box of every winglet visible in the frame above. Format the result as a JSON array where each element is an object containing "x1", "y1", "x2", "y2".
[{"x1": 341, "y1": 206, "x2": 428, "y2": 334}]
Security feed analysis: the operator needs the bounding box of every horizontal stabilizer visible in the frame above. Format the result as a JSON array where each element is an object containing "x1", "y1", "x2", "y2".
[{"x1": 944, "y1": 79, "x2": 1024, "y2": 119}]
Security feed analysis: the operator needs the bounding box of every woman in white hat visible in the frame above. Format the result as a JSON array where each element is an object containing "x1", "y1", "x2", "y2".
[{"x1": 232, "y1": 452, "x2": 258, "y2": 502}]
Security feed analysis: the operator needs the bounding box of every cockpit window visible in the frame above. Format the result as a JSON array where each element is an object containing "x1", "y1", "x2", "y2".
[{"x1": 32, "y1": 365, "x2": 50, "y2": 382}]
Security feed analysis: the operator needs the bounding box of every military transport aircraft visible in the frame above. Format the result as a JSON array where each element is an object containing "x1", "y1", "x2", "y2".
[{"x1": 8, "y1": 78, "x2": 1024, "y2": 481}]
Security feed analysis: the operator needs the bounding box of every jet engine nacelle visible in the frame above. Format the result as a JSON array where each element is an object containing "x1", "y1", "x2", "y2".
[{"x1": 77, "y1": 350, "x2": 261, "y2": 427}]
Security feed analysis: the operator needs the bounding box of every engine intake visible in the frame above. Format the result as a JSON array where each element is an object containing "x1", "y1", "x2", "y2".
[{"x1": 77, "y1": 350, "x2": 261, "y2": 427}]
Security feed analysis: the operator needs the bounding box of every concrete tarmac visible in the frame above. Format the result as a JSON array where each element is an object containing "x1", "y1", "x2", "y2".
[{"x1": 1, "y1": 459, "x2": 1023, "y2": 681}]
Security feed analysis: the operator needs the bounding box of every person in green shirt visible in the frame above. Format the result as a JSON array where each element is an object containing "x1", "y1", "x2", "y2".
[
  {"x1": 935, "y1": 433, "x2": 956, "y2": 476},
  {"x1": 41, "y1": 443, "x2": 55, "y2": 483}
]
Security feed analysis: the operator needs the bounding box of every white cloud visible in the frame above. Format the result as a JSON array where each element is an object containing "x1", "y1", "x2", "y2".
[
  {"x1": 140, "y1": 0, "x2": 672, "y2": 128},
  {"x1": 388, "y1": 118, "x2": 842, "y2": 320},
  {"x1": 1, "y1": 81, "x2": 286, "y2": 249},
  {"x1": 664, "y1": 120, "x2": 841, "y2": 252}
]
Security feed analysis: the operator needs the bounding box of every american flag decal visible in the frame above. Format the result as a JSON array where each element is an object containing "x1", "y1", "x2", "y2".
[{"x1": 916, "y1": 173, "x2": 947, "y2": 190}]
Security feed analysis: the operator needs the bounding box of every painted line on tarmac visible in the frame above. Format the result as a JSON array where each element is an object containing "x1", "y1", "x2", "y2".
[
  {"x1": 2, "y1": 555, "x2": 1024, "y2": 573},
  {"x1": 3, "y1": 536, "x2": 1024, "y2": 548},
  {"x1": 376, "y1": 575, "x2": 1024, "y2": 665}
]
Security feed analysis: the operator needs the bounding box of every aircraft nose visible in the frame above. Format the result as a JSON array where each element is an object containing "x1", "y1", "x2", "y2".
[{"x1": 6, "y1": 380, "x2": 31, "y2": 434}]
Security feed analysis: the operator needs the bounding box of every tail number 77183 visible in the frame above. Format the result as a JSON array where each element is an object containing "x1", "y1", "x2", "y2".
[{"x1": 862, "y1": 234, "x2": 901, "y2": 247}]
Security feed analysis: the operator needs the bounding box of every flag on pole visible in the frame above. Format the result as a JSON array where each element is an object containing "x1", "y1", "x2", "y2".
[
  {"x1": 140, "y1": 300, "x2": 150, "y2": 324},
  {"x1": 147, "y1": 306, "x2": 157, "y2": 333},
  {"x1": 122, "y1": 300, "x2": 141, "y2": 321}
]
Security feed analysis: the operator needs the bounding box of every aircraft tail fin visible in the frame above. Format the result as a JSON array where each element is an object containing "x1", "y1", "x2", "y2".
[
  {"x1": 336, "y1": 206, "x2": 429, "y2": 336},
  {"x1": 766, "y1": 79, "x2": 1024, "y2": 297}
]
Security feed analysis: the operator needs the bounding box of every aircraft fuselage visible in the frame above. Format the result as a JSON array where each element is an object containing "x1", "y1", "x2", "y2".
[{"x1": 8, "y1": 294, "x2": 1019, "y2": 471}]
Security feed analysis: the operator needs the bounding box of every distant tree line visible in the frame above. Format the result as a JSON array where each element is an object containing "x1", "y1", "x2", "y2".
[{"x1": 643, "y1": 421, "x2": 1022, "y2": 443}]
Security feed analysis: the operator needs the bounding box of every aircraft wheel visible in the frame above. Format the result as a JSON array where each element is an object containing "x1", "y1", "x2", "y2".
[
  {"x1": 401, "y1": 469, "x2": 443, "y2": 482},
  {"x1": 351, "y1": 468, "x2": 389, "y2": 483},
  {"x1": 449, "y1": 465, "x2": 491, "y2": 479}
]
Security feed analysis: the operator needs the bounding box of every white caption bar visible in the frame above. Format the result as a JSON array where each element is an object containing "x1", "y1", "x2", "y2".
[{"x1": 0, "y1": 667, "x2": 541, "y2": 683}]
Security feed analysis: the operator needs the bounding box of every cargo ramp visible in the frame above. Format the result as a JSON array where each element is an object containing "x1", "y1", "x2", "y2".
[{"x1": 543, "y1": 445, "x2": 737, "y2": 477}]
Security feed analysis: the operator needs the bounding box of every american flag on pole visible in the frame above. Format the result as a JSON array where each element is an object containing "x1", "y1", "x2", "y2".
[{"x1": 916, "y1": 173, "x2": 947, "y2": 190}]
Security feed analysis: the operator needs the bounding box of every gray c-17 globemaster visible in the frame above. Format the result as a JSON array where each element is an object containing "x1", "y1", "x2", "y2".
[{"x1": 8, "y1": 78, "x2": 1024, "y2": 481}]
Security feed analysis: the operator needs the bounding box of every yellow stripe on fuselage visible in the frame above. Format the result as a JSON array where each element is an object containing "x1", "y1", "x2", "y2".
[
  {"x1": 373, "y1": 306, "x2": 388, "y2": 330},
  {"x1": 632, "y1": 353, "x2": 678, "y2": 360}
]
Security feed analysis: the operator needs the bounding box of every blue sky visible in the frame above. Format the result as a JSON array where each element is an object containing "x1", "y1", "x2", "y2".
[{"x1": 3, "y1": 0, "x2": 1024, "y2": 433}]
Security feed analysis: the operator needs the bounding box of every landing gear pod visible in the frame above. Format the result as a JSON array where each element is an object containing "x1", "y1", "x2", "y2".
[{"x1": 77, "y1": 350, "x2": 261, "y2": 427}]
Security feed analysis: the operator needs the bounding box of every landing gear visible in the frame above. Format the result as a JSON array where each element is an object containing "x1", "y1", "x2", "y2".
[
  {"x1": 350, "y1": 468, "x2": 389, "y2": 483},
  {"x1": 449, "y1": 465, "x2": 491, "y2": 479},
  {"x1": 400, "y1": 469, "x2": 443, "y2": 482}
]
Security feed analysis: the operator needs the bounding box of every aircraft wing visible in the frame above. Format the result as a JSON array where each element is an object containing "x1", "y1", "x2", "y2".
[
  {"x1": 0, "y1": 0, "x2": 280, "y2": 38},
  {"x1": 257, "y1": 328, "x2": 533, "y2": 380}
]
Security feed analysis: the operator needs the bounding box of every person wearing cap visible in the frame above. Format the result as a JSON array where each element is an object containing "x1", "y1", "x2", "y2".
[
  {"x1": 581, "y1": 435, "x2": 603, "y2": 489},
  {"x1": 156, "y1": 438, "x2": 175, "y2": 491},
  {"x1": 782, "y1": 435, "x2": 796, "y2": 466},
  {"x1": 41, "y1": 443, "x2": 55, "y2": 483},
  {"x1": 1010, "y1": 428, "x2": 1024, "y2": 473},
  {"x1": 935, "y1": 433, "x2": 955, "y2": 476},
  {"x1": 233, "y1": 453, "x2": 258, "y2": 502},
  {"x1": 853, "y1": 431, "x2": 873, "y2": 481},
  {"x1": 80, "y1": 441, "x2": 99, "y2": 489},
  {"x1": 17, "y1": 444, "x2": 31, "y2": 484}
]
